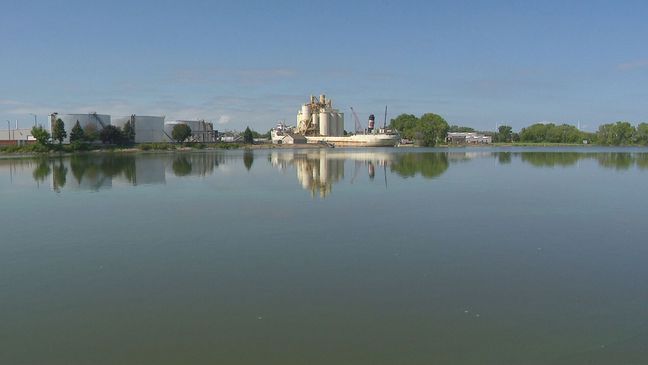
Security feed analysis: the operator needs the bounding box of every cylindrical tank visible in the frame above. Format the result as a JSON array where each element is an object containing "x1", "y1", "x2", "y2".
[
  {"x1": 301, "y1": 104, "x2": 311, "y2": 123},
  {"x1": 312, "y1": 112, "x2": 319, "y2": 130},
  {"x1": 329, "y1": 113, "x2": 338, "y2": 136},
  {"x1": 113, "y1": 115, "x2": 165, "y2": 143},
  {"x1": 338, "y1": 112, "x2": 345, "y2": 135},
  {"x1": 319, "y1": 111, "x2": 329, "y2": 136},
  {"x1": 368, "y1": 114, "x2": 375, "y2": 133},
  {"x1": 49, "y1": 113, "x2": 111, "y2": 143},
  {"x1": 319, "y1": 94, "x2": 326, "y2": 104}
]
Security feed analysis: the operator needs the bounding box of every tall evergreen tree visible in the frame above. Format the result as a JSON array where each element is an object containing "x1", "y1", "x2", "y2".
[{"x1": 52, "y1": 118, "x2": 67, "y2": 144}]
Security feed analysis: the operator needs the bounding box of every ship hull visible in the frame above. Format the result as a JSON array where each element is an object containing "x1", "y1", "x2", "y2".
[{"x1": 306, "y1": 134, "x2": 399, "y2": 147}]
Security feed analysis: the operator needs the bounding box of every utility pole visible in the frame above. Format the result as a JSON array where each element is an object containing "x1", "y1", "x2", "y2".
[{"x1": 29, "y1": 113, "x2": 37, "y2": 127}]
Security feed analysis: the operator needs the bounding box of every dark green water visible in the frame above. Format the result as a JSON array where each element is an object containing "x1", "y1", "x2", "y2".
[{"x1": 1, "y1": 147, "x2": 647, "y2": 365}]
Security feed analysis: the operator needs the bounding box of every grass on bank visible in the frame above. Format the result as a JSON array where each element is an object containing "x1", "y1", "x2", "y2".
[{"x1": 0, "y1": 142, "x2": 243, "y2": 154}]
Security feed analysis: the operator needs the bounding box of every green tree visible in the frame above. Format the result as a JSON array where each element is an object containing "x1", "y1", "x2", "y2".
[
  {"x1": 31, "y1": 125, "x2": 51, "y2": 146},
  {"x1": 84, "y1": 124, "x2": 99, "y2": 142},
  {"x1": 635, "y1": 123, "x2": 648, "y2": 146},
  {"x1": 498, "y1": 125, "x2": 513, "y2": 143},
  {"x1": 123, "y1": 121, "x2": 136, "y2": 144},
  {"x1": 597, "y1": 121, "x2": 635, "y2": 145},
  {"x1": 449, "y1": 125, "x2": 475, "y2": 133},
  {"x1": 100, "y1": 125, "x2": 124, "y2": 145},
  {"x1": 172, "y1": 123, "x2": 192, "y2": 143},
  {"x1": 420, "y1": 113, "x2": 449, "y2": 144},
  {"x1": 389, "y1": 114, "x2": 419, "y2": 140},
  {"x1": 70, "y1": 121, "x2": 85, "y2": 143},
  {"x1": 243, "y1": 126, "x2": 254, "y2": 144},
  {"x1": 52, "y1": 118, "x2": 67, "y2": 145}
]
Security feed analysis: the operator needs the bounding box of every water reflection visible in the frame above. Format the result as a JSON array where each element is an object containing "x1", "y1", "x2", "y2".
[
  {"x1": 270, "y1": 150, "x2": 348, "y2": 197},
  {"x1": 1, "y1": 149, "x2": 647, "y2": 195},
  {"x1": 512, "y1": 151, "x2": 648, "y2": 170},
  {"x1": 390, "y1": 152, "x2": 449, "y2": 179},
  {"x1": 243, "y1": 150, "x2": 254, "y2": 171}
]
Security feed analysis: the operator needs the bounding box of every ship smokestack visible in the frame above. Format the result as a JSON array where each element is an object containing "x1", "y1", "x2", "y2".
[{"x1": 368, "y1": 114, "x2": 375, "y2": 133}]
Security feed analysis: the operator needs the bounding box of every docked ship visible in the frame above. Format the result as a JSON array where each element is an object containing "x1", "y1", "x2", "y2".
[{"x1": 274, "y1": 94, "x2": 399, "y2": 147}]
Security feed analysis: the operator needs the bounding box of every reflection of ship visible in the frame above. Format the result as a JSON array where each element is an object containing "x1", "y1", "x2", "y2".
[{"x1": 273, "y1": 95, "x2": 400, "y2": 147}]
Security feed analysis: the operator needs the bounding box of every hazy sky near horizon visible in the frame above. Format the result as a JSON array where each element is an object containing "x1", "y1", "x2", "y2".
[{"x1": 1, "y1": 0, "x2": 647, "y2": 132}]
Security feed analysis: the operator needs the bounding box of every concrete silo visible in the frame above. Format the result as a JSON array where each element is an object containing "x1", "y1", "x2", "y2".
[{"x1": 319, "y1": 110, "x2": 330, "y2": 136}]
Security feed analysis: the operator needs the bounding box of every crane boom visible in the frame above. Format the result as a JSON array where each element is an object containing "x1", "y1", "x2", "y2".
[{"x1": 350, "y1": 106, "x2": 363, "y2": 134}]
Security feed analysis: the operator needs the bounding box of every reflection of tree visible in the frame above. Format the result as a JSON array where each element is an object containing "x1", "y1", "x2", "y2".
[
  {"x1": 390, "y1": 153, "x2": 448, "y2": 179},
  {"x1": 497, "y1": 152, "x2": 511, "y2": 164},
  {"x1": 172, "y1": 157, "x2": 193, "y2": 176},
  {"x1": 70, "y1": 155, "x2": 89, "y2": 184},
  {"x1": 32, "y1": 159, "x2": 51, "y2": 183},
  {"x1": 67, "y1": 155, "x2": 137, "y2": 189},
  {"x1": 100, "y1": 155, "x2": 136, "y2": 182},
  {"x1": 52, "y1": 159, "x2": 68, "y2": 192},
  {"x1": 520, "y1": 152, "x2": 581, "y2": 167},
  {"x1": 596, "y1": 153, "x2": 633, "y2": 170},
  {"x1": 636, "y1": 154, "x2": 648, "y2": 170},
  {"x1": 243, "y1": 150, "x2": 254, "y2": 171}
]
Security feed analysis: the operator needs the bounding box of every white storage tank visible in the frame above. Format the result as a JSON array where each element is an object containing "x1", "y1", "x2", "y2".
[
  {"x1": 330, "y1": 112, "x2": 339, "y2": 137},
  {"x1": 112, "y1": 115, "x2": 165, "y2": 143},
  {"x1": 312, "y1": 112, "x2": 319, "y2": 130},
  {"x1": 49, "y1": 113, "x2": 111, "y2": 143},
  {"x1": 319, "y1": 111, "x2": 330, "y2": 136},
  {"x1": 164, "y1": 120, "x2": 215, "y2": 142},
  {"x1": 301, "y1": 105, "x2": 311, "y2": 123},
  {"x1": 337, "y1": 112, "x2": 345, "y2": 136}
]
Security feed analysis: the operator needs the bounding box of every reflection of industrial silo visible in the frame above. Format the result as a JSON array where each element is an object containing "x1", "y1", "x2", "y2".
[{"x1": 112, "y1": 115, "x2": 166, "y2": 143}]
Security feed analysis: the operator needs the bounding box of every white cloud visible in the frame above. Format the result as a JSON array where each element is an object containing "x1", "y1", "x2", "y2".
[
  {"x1": 618, "y1": 59, "x2": 648, "y2": 71},
  {"x1": 217, "y1": 115, "x2": 232, "y2": 124}
]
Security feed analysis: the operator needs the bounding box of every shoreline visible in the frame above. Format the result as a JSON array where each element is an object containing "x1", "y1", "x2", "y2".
[{"x1": 2, "y1": 142, "x2": 646, "y2": 159}]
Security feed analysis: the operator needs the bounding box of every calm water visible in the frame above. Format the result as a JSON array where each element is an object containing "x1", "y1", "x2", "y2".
[{"x1": 1, "y1": 147, "x2": 648, "y2": 365}]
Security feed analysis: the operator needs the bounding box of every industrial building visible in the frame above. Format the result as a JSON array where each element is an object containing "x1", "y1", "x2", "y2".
[
  {"x1": 112, "y1": 115, "x2": 166, "y2": 143},
  {"x1": 446, "y1": 132, "x2": 493, "y2": 144},
  {"x1": 164, "y1": 120, "x2": 218, "y2": 142},
  {"x1": 0, "y1": 125, "x2": 34, "y2": 145},
  {"x1": 296, "y1": 94, "x2": 345, "y2": 137},
  {"x1": 49, "y1": 113, "x2": 111, "y2": 144}
]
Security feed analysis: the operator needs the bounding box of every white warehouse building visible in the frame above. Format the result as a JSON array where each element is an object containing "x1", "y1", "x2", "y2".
[
  {"x1": 49, "y1": 113, "x2": 111, "y2": 143},
  {"x1": 112, "y1": 115, "x2": 166, "y2": 143}
]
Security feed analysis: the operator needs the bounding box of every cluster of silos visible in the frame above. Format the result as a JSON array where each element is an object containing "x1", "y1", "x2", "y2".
[
  {"x1": 112, "y1": 115, "x2": 166, "y2": 143},
  {"x1": 49, "y1": 113, "x2": 111, "y2": 143},
  {"x1": 296, "y1": 94, "x2": 345, "y2": 137}
]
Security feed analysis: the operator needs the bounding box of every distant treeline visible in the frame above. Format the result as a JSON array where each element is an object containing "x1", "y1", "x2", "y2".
[{"x1": 389, "y1": 112, "x2": 648, "y2": 146}]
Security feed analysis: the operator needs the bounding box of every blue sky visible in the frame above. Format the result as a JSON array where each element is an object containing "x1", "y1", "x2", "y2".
[{"x1": 1, "y1": 0, "x2": 647, "y2": 132}]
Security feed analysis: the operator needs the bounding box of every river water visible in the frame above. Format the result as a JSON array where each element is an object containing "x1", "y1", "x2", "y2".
[{"x1": 1, "y1": 147, "x2": 647, "y2": 365}]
